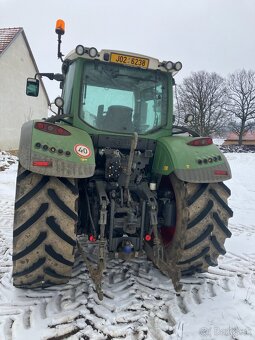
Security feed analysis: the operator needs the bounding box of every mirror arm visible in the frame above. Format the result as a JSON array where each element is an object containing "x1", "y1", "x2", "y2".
[
  {"x1": 35, "y1": 73, "x2": 64, "y2": 81},
  {"x1": 35, "y1": 73, "x2": 54, "y2": 80}
]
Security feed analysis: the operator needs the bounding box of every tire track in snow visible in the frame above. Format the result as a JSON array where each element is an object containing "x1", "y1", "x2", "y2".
[
  {"x1": 1, "y1": 204, "x2": 255, "y2": 339},
  {"x1": 0, "y1": 200, "x2": 13, "y2": 283},
  {"x1": 1, "y1": 250, "x2": 255, "y2": 339}
]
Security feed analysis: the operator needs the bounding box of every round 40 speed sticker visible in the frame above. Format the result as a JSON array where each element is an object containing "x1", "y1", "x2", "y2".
[{"x1": 74, "y1": 144, "x2": 91, "y2": 159}]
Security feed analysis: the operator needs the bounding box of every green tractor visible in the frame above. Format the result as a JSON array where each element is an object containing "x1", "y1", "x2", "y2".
[{"x1": 12, "y1": 20, "x2": 233, "y2": 299}]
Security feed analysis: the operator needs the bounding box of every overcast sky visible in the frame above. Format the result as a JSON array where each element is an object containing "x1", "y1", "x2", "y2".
[{"x1": 1, "y1": 0, "x2": 255, "y2": 100}]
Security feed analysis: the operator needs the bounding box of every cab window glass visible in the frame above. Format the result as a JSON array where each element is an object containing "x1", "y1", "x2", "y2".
[
  {"x1": 63, "y1": 62, "x2": 76, "y2": 114},
  {"x1": 79, "y1": 61, "x2": 167, "y2": 134}
]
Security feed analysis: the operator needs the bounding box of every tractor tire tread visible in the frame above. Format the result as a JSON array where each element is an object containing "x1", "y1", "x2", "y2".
[
  {"x1": 187, "y1": 199, "x2": 214, "y2": 229},
  {"x1": 13, "y1": 203, "x2": 49, "y2": 237},
  {"x1": 13, "y1": 232, "x2": 47, "y2": 260},
  {"x1": 165, "y1": 174, "x2": 232, "y2": 277},
  {"x1": 13, "y1": 258, "x2": 46, "y2": 278},
  {"x1": 184, "y1": 224, "x2": 213, "y2": 250},
  {"x1": 45, "y1": 244, "x2": 74, "y2": 267},
  {"x1": 186, "y1": 183, "x2": 209, "y2": 206},
  {"x1": 15, "y1": 176, "x2": 49, "y2": 209},
  {"x1": 46, "y1": 216, "x2": 77, "y2": 246},
  {"x1": 12, "y1": 165, "x2": 78, "y2": 288},
  {"x1": 209, "y1": 188, "x2": 233, "y2": 217},
  {"x1": 47, "y1": 188, "x2": 78, "y2": 221}
]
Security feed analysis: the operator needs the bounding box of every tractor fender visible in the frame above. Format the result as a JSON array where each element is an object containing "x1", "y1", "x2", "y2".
[
  {"x1": 18, "y1": 120, "x2": 95, "y2": 178},
  {"x1": 152, "y1": 136, "x2": 231, "y2": 183}
]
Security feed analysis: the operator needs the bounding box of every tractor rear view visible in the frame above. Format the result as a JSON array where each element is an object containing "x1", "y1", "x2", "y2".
[{"x1": 12, "y1": 20, "x2": 233, "y2": 299}]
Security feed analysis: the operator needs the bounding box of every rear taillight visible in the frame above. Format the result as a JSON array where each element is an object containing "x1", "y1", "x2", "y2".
[
  {"x1": 187, "y1": 137, "x2": 213, "y2": 146},
  {"x1": 32, "y1": 161, "x2": 52, "y2": 167},
  {"x1": 214, "y1": 170, "x2": 228, "y2": 176},
  {"x1": 34, "y1": 122, "x2": 71, "y2": 136}
]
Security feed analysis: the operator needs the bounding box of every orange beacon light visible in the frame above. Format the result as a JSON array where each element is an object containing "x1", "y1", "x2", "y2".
[{"x1": 55, "y1": 19, "x2": 65, "y2": 35}]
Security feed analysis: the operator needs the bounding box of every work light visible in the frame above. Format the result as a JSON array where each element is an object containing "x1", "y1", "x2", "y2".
[
  {"x1": 75, "y1": 45, "x2": 85, "y2": 55},
  {"x1": 88, "y1": 47, "x2": 98, "y2": 58}
]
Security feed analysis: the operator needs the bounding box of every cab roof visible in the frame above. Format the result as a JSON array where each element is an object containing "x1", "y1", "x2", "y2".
[{"x1": 65, "y1": 47, "x2": 182, "y2": 75}]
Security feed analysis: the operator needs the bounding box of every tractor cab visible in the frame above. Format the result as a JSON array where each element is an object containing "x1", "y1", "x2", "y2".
[{"x1": 61, "y1": 48, "x2": 182, "y2": 137}]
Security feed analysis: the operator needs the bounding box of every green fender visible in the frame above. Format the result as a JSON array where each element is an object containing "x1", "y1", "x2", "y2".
[
  {"x1": 18, "y1": 120, "x2": 95, "y2": 178},
  {"x1": 152, "y1": 136, "x2": 231, "y2": 183}
]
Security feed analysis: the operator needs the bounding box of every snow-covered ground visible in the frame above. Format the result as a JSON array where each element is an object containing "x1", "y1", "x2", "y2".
[{"x1": 0, "y1": 152, "x2": 255, "y2": 340}]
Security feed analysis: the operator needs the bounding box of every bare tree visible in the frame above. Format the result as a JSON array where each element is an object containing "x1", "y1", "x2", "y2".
[
  {"x1": 226, "y1": 69, "x2": 255, "y2": 145},
  {"x1": 175, "y1": 71, "x2": 229, "y2": 136}
]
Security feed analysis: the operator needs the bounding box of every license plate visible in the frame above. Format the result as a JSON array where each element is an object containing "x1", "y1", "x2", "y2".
[{"x1": 110, "y1": 53, "x2": 149, "y2": 68}]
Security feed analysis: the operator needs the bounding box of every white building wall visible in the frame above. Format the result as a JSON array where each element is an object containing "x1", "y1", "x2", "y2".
[{"x1": 0, "y1": 33, "x2": 48, "y2": 150}]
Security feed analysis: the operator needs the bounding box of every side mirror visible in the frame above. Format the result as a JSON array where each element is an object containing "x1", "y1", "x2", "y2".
[{"x1": 26, "y1": 78, "x2": 39, "y2": 97}]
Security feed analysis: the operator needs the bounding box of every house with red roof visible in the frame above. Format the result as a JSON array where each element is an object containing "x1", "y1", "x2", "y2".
[
  {"x1": 223, "y1": 131, "x2": 255, "y2": 145},
  {"x1": 0, "y1": 27, "x2": 49, "y2": 150}
]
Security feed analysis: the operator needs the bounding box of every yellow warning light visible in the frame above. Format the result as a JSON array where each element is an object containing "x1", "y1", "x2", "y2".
[
  {"x1": 163, "y1": 165, "x2": 169, "y2": 171},
  {"x1": 55, "y1": 19, "x2": 65, "y2": 35}
]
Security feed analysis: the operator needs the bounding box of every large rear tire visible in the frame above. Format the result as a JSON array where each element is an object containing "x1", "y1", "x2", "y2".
[
  {"x1": 12, "y1": 165, "x2": 78, "y2": 288},
  {"x1": 164, "y1": 174, "x2": 233, "y2": 276}
]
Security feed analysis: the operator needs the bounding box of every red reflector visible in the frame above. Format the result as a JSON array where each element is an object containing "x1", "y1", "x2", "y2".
[
  {"x1": 89, "y1": 235, "x2": 96, "y2": 242},
  {"x1": 145, "y1": 234, "x2": 152, "y2": 241},
  {"x1": 32, "y1": 161, "x2": 52, "y2": 167},
  {"x1": 34, "y1": 122, "x2": 71, "y2": 136},
  {"x1": 187, "y1": 137, "x2": 213, "y2": 146},
  {"x1": 214, "y1": 170, "x2": 228, "y2": 176}
]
